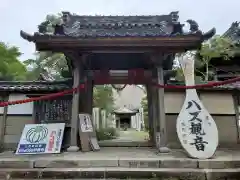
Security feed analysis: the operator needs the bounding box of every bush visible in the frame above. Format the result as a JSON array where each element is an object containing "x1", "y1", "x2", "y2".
[{"x1": 96, "y1": 127, "x2": 119, "y2": 141}]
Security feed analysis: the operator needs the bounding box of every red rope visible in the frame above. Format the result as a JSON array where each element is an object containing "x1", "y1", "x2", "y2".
[
  {"x1": 0, "y1": 84, "x2": 85, "y2": 107},
  {"x1": 0, "y1": 76, "x2": 239, "y2": 107}
]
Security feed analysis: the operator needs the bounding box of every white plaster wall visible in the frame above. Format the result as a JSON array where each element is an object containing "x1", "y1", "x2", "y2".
[
  {"x1": 7, "y1": 94, "x2": 33, "y2": 115},
  {"x1": 0, "y1": 105, "x2": 3, "y2": 114}
]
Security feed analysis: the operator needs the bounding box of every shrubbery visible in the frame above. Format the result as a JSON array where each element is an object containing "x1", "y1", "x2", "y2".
[{"x1": 96, "y1": 127, "x2": 119, "y2": 141}]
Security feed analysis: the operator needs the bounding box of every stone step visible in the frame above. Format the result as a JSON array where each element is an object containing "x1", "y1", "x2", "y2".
[
  {"x1": 2, "y1": 159, "x2": 240, "y2": 169},
  {"x1": 1, "y1": 167, "x2": 240, "y2": 179}
]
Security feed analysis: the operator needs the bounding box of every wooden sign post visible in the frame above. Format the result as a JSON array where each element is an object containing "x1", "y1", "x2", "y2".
[
  {"x1": 78, "y1": 114, "x2": 100, "y2": 152},
  {"x1": 176, "y1": 53, "x2": 219, "y2": 159}
]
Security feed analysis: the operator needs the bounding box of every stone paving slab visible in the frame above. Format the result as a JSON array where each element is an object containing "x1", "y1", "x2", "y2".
[
  {"x1": 0, "y1": 147, "x2": 239, "y2": 160},
  {"x1": 0, "y1": 167, "x2": 240, "y2": 179},
  {"x1": 0, "y1": 168, "x2": 205, "y2": 179},
  {"x1": 0, "y1": 148, "x2": 240, "y2": 170}
]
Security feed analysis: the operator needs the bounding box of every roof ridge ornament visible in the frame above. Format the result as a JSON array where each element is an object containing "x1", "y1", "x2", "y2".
[{"x1": 170, "y1": 11, "x2": 179, "y2": 23}]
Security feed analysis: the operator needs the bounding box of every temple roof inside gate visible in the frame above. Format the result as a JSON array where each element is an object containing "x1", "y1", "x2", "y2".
[
  {"x1": 20, "y1": 11, "x2": 215, "y2": 44},
  {"x1": 113, "y1": 107, "x2": 138, "y2": 115}
]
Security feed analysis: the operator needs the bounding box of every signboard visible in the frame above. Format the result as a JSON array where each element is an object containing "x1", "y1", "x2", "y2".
[
  {"x1": 79, "y1": 114, "x2": 93, "y2": 132},
  {"x1": 16, "y1": 123, "x2": 65, "y2": 155},
  {"x1": 176, "y1": 98, "x2": 218, "y2": 159},
  {"x1": 177, "y1": 54, "x2": 218, "y2": 159}
]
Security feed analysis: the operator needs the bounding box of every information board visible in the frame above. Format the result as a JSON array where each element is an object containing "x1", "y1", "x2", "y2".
[
  {"x1": 16, "y1": 123, "x2": 65, "y2": 155},
  {"x1": 79, "y1": 114, "x2": 93, "y2": 132}
]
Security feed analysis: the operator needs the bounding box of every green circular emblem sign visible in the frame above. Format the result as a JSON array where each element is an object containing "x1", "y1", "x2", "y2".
[{"x1": 25, "y1": 126, "x2": 48, "y2": 143}]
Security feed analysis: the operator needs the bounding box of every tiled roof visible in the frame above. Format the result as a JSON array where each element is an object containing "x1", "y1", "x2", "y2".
[
  {"x1": 21, "y1": 11, "x2": 216, "y2": 40},
  {"x1": 113, "y1": 107, "x2": 138, "y2": 114},
  {"x1": 168, "y1": 80, "x2": 240, "y2": 90},
  {"x1": 216, "y1": 81, "x2": 240, "y2": 90},
  {"x1": 0, "y1": 79, "x2": 239, "y2": 93},
  {"x1": 59, "y1": 12, "x2": 179, "y2": 37},
  {"x1": 0, "y1": 80, "x2": 71, "y2": 92}
]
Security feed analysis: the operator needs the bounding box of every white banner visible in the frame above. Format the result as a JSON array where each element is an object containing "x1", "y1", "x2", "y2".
[{"x1": 16, "y1": 123, "x2": 65, "y2": 155}]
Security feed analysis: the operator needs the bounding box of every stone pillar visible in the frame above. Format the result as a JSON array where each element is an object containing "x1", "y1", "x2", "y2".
[
  {"x1": 101, "y1": 110, "x2": 106, "y2": 128},
  {"x1": 67, "y1": 60, "x2": 81, "y2": 152},
  {"x1": 112, "y1": 114, "x2": 116, "y2": 128},
  {"x1": 93, "y1": 108, "x2": 100, "y2": 129},
  {"x1": 137, "y1": 113, "x2": 141, "y2": 131},
  {"x1": 156, "y1": 65, "x2": 170, "y2": 153},
  {"x1": 139, "y1": 108, "x2": 144, "y2": 130}
]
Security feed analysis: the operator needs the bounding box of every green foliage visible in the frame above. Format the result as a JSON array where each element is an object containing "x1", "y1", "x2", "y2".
[
  {"x1": 93, "y1": 85, "x2": 115, "y2": 114},
  {"x1": 23, "y1": 52, "x2": 68, "y2": 80},
  {"x1": 141, "y1": 95, "x2": 148, "y2": 130},
  {"x1": 0, "y1": 42, "x2": 27, "y2": 80},
  {"x1": 25, "y1": 13, "x2": 68, "y2": 80},
  {"x1": 196, "y1": 35, "x2": 236, "y2": 81},
  {"x1": 174, "y1": 36, "x2": 237, "y2": 82},
  {"x1": 38, "y1": 13, "x2": 63, "y2": 34},
  {"x1": 96, "y1": 127, "x2": 119, "y2": 141},
  {"x1": 198, "y1": 35, "x2": 236, "y2": 61}
]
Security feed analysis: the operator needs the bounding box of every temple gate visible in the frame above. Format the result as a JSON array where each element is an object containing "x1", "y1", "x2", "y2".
[{"x1": 20, "y1": 11, "x2": 215, "y2": 152}]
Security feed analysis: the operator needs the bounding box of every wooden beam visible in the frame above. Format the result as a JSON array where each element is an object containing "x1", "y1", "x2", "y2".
[{"x1": 35, "y1": 35, "x2": 202, "y2": 52}]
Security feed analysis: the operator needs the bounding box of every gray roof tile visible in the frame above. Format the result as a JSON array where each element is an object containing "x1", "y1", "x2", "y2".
[
  {"x1": 0, "y1": 80, "x2": 71, "y2": 92},
  {"x1": 59, "y1": 12, "x2": 179, "y2": 37}
]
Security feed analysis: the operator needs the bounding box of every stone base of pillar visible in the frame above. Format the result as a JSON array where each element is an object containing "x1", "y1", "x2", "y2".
[
  {"x1": 158, "y1": 147, "x2": 170, "y2": 153},
  {"x1": 67, "y1": 146, "x2": 79, "y2": 152}
]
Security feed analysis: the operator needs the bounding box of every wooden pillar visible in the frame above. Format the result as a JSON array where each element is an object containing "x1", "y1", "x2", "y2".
[
  {"x1": 152, "y1": 77, "x2": 159, "y2": 148},
  {"x1": 0, "y1": 94, "x2": 8, "y2": 149},
  {"x1": 150, "y1": 53, "x2": 170, "y2": 153},
  {"x1": 233, "y1": 94, "x2": 240, "y2": 143},
  {"x1": 156, "y1": 65, "x2": 170, "y2": 153},
  {"x1": 67, "y1": 60, "x2": 81, "y2": 152},
  {"x1": 86, "y1": 78, "x2": 94, "y2": 115},
  {"x1": 146, "y1": 85, "x2": 153, "y2": 142}
]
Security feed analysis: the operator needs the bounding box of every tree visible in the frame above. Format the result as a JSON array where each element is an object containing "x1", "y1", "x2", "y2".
[
  {"x1": 196, "y1": 35, "x2": 236, "y2": 81},
  {"x1": 93, "y1": 85, "x2": 114, "y2": 114},
  {"x1": 174, "y1": 35, "x2": 236, "y2": 82},
  {"x1": 23, "y1": 52, "x2": 68, "y2": 80},
  {"x1": 24, "y1": 13, "x2": 68, "y2": 80},
  {"x1": 37, "y1": 14, "x2": 68, "y2": 79},
  {"x1": 0, "y1": 42, "x2": 27, "y2": 80}
]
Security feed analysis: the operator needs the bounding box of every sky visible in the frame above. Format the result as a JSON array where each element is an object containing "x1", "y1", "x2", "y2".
[{"x1": 0, "y1": 0, "x2": 239, "y2": 61}]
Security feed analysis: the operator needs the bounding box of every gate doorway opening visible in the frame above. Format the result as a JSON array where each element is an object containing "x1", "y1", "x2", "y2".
[{"x1": 118, "y1": 117, "x2": 131, "y2": 130}]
